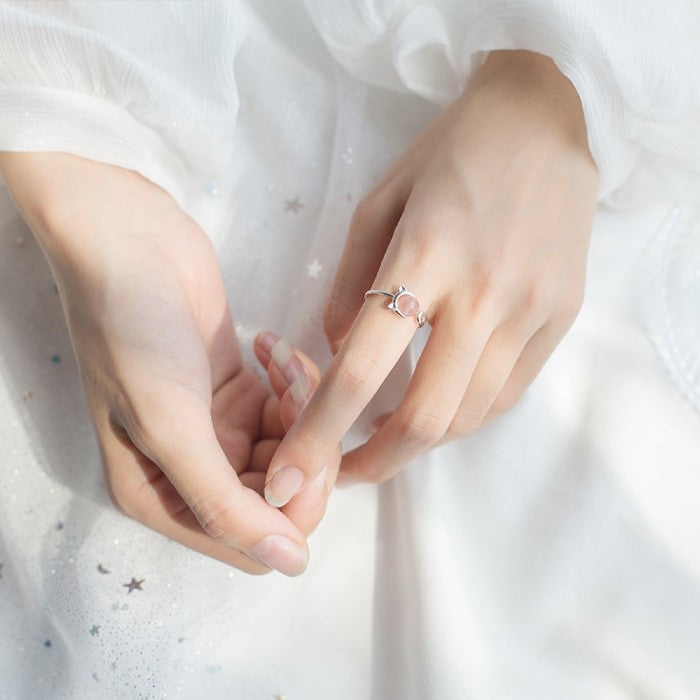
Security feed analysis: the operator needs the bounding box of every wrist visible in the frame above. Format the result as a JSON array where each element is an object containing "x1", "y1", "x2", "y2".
[
  {"x1": 471, "y1": 50, "x2": 594, "y2": 161},
  {"x1": 0, "y1": 152, "x2": 97, "y2": 263},
  {"x1": 0, "y1": 152, "x2": 179, "y2": 268}
]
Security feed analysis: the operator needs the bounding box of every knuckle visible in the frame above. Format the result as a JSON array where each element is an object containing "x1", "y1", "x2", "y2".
[
  {"x1": 523, "y1": 277, "x2": 556, "y2": 314},
  {"x1": 397, "y1": 409, "x2": 446, "y2": 445},
  {"x1": 189, "y1": 494, "x2": 239, "y2": 541},
  {"x1": 352, "y1": 192, "x2": 385, "y2": 231},
  {"x1": 559, "y1": 286, "x2": 585, "y2": 322}
]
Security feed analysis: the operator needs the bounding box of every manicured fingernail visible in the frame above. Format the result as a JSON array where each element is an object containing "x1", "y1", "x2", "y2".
[
  {"x1": 282, "y1": 355, "x2": 306, "y2": 385},
  {"x1": 270, "y1": 337, "x2": 310, "y2": 386},
  {"x1": 258, "y1": 331, "x2": 280, "y2": 353},
  {"x1": 289, "y1": 375, "x2": 310, "y2": 409},
  {"x1": 271, "y1": 337, "x2": 294, "y2": 368},
  {"x1": 250, "y1": 535, "x2": 308, "y2": 576},
  {"x1": 265, "y1": 465, "x2": 305, "y2": 507}
]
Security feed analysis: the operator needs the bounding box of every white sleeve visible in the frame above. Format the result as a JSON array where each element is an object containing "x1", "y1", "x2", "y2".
[
  {"x1": 0, "y1": 0, "x2": 245, "y2": 222},
  {"x1": 305, "y1": 0, "x2": 700, "y2": 206}
]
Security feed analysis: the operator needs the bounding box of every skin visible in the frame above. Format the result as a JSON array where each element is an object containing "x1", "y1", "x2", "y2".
[
  {"x1": 263, "y1": 50, "x2": 599, "y2": 505},
  {"x1": 0, "y1": 50, "x2": 598, "y2": 573},
  {"x1": 0, "y1": 151, "x2": 337, "y2": 576}
]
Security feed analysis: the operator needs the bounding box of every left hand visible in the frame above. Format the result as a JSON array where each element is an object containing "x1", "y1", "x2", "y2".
[{"x1": 263, "y1": 50, "x2": 599, "y2": 503}]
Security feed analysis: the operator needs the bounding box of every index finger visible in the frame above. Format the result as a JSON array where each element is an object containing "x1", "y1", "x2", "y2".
[{"x1": 264, "y1": 282, "x2": 431, "y2": 507}]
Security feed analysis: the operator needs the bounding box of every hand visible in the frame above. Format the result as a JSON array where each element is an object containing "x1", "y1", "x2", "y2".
[
  {"x1": 0, "y1": 152, "x2": 336, "y2": 576},
  {"x1": 262, "y1": 50, "x2": 599, "y2": 501}
]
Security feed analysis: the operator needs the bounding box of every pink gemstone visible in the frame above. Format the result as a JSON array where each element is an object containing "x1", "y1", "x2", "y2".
[{"x1": 395, "y1": 292, "x2": 419, "y2": 317}]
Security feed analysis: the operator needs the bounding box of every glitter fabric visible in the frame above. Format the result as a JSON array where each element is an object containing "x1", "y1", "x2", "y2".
[{"x1": 0, "y1": 2, "x2": 700, "y2": 698}]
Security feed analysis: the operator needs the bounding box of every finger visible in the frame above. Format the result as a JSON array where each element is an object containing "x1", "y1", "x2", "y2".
[
  {"x1": 482, "y1": 319, "x2": 569, "y2": 426},
  {"x1": 211, "y1": 367, "x2": 269, "y2": 473},
  {"x1": 281, "y1": 463, "x2": 337, "y2": 536},
  {"x1": 256, "y1": 332, "x2": 322, "y2": 440},
  {"x1": 255, "y1": 332, "x2": 320, "y2": 431},
  {"x1": 249, "y1": 438, "x2": 282, "y2": 471},
  {"x1": 255, "y1": 332, "x2": 321, "y2": 394},
  {"x1": 239, "y1": 470, "x2": 267, "y2": 496},
  {"x1": 255, "y1": 333, "x2": 336, "y2": 534},
  {"x1": 443, "y1": 318, "x2": 540, "y2": 439},
  {"x1": 260, "y1": 395, "x2": 285, "y2": 440},
  {"x1": 102, "y1": 396, "x2": 310, "y2": 577},
  {"x1": 339, "y1": 305, "x2": 493, "y2": 483},
  {"x1": 99, "y1": 424, "x2": 268, "y2": 574},
  {"x1": 264, "y1": 280, "x2": 429, "y2": 507},
  {"x1": 323, "y1": 181, "x2": 408, "y2": 353}
]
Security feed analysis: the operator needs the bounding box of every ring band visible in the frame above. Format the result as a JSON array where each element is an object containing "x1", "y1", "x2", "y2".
[{"x1": 364, "y1": 285, "x2": 427, "y2": 327}]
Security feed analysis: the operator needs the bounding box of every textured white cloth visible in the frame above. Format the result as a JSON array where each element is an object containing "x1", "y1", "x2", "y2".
[{"x1": 0, "y1": 1, "x2": 699, "y2": 698}]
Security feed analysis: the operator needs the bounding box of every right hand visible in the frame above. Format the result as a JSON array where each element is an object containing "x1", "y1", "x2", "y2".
[{"x1": 0, "y1": 152, "x2": 337, "y2": 576}]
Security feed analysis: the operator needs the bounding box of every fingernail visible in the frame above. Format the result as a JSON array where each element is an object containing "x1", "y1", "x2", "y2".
[
  {"x1": 250, "y1": 534, "x2": 308, "y2": 576},
  {"x1": 265, "y1": 465, "x2": 305, "y2": 507},
  {"x1": 258, "y1": 331, "x2": 280, "y2": 353},
  {"x1": 271, "y1": 337, "x2": 310, "y2": 387},
  {"x1": 271, "y1": 337, "x2": 294, "y2": 368},
  {"x1": 289, "y1": 375, "x2": 310, "y2": 410},
  {"x1": 282, "y1": 354, "x2": 306, "y2": 385}
]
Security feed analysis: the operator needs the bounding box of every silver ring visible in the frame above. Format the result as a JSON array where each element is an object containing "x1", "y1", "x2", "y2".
[{"x1": 364, "y1": 285, "x2": 427, "y2": 327}]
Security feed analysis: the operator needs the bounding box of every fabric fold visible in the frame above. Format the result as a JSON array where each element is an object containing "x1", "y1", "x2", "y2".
[
  {"x1": 0, "y1": 0, "x2": 246, "y2": 229},
  {"x1": 305, "y1": 0, "x2": 700, "y2": 207}
]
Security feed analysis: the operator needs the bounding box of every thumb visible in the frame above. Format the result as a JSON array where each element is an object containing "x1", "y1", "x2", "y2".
[{"x1": 114, "y1": 390, "x2": 311, "y2": 576}]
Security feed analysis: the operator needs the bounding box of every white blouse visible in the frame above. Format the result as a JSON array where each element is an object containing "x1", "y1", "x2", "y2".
[
  {"x1": 1, "y1": 1, "x2": 699, "y2": 208},
  {"x1": 0, "y1": 2, "x2": 699, "y2": 698}
]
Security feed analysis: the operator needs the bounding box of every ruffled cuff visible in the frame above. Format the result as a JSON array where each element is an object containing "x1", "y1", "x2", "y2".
[
  {"x1": 0, "y1": 86, "x2": 194, "y2": 207},
  {"x1": 0, "y1": 1, "x2": 244, "y2": 231},
  {"x1": 462, "y1": 4, "x2": 636, "y2": 201},
  {"x1": 306, "y1": 0, "x2": 700, "y2": 206}
]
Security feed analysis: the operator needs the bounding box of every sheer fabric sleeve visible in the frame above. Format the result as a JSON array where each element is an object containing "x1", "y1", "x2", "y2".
[
  {"x1": 304, "y1": 0, "x2": 700, "y2": 207},
  {"x1": 0, "y1": 0, "x2": 245, "y2": 225}
]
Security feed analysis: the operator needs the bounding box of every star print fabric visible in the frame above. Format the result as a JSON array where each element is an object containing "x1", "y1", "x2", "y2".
[{"x1": 0, "y1": 2, "x2": 700, "y2": 699}]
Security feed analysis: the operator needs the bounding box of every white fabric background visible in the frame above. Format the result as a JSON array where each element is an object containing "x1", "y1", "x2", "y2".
[{"x1": 0, "y1": 1, "x2": 699, "y2": 698}]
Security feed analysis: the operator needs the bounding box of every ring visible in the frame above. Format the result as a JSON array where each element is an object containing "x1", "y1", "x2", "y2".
[{"x1": 364, "y1": 285, "x2": 427, "y2": 327}]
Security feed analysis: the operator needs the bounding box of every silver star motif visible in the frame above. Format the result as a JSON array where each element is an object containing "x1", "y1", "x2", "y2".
[
  {"x1": 123, "y1": 577, "x2": 144, "y2": 594},
  {"x1": 90, "y1": 625, "x2": 100, "y2": 637},
  {"x1": 284, "y1": 197, "x2": 304, "y2": 213},
  {"x1": 306, "y1": 258, "x2": 323, "y2": 278}
]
